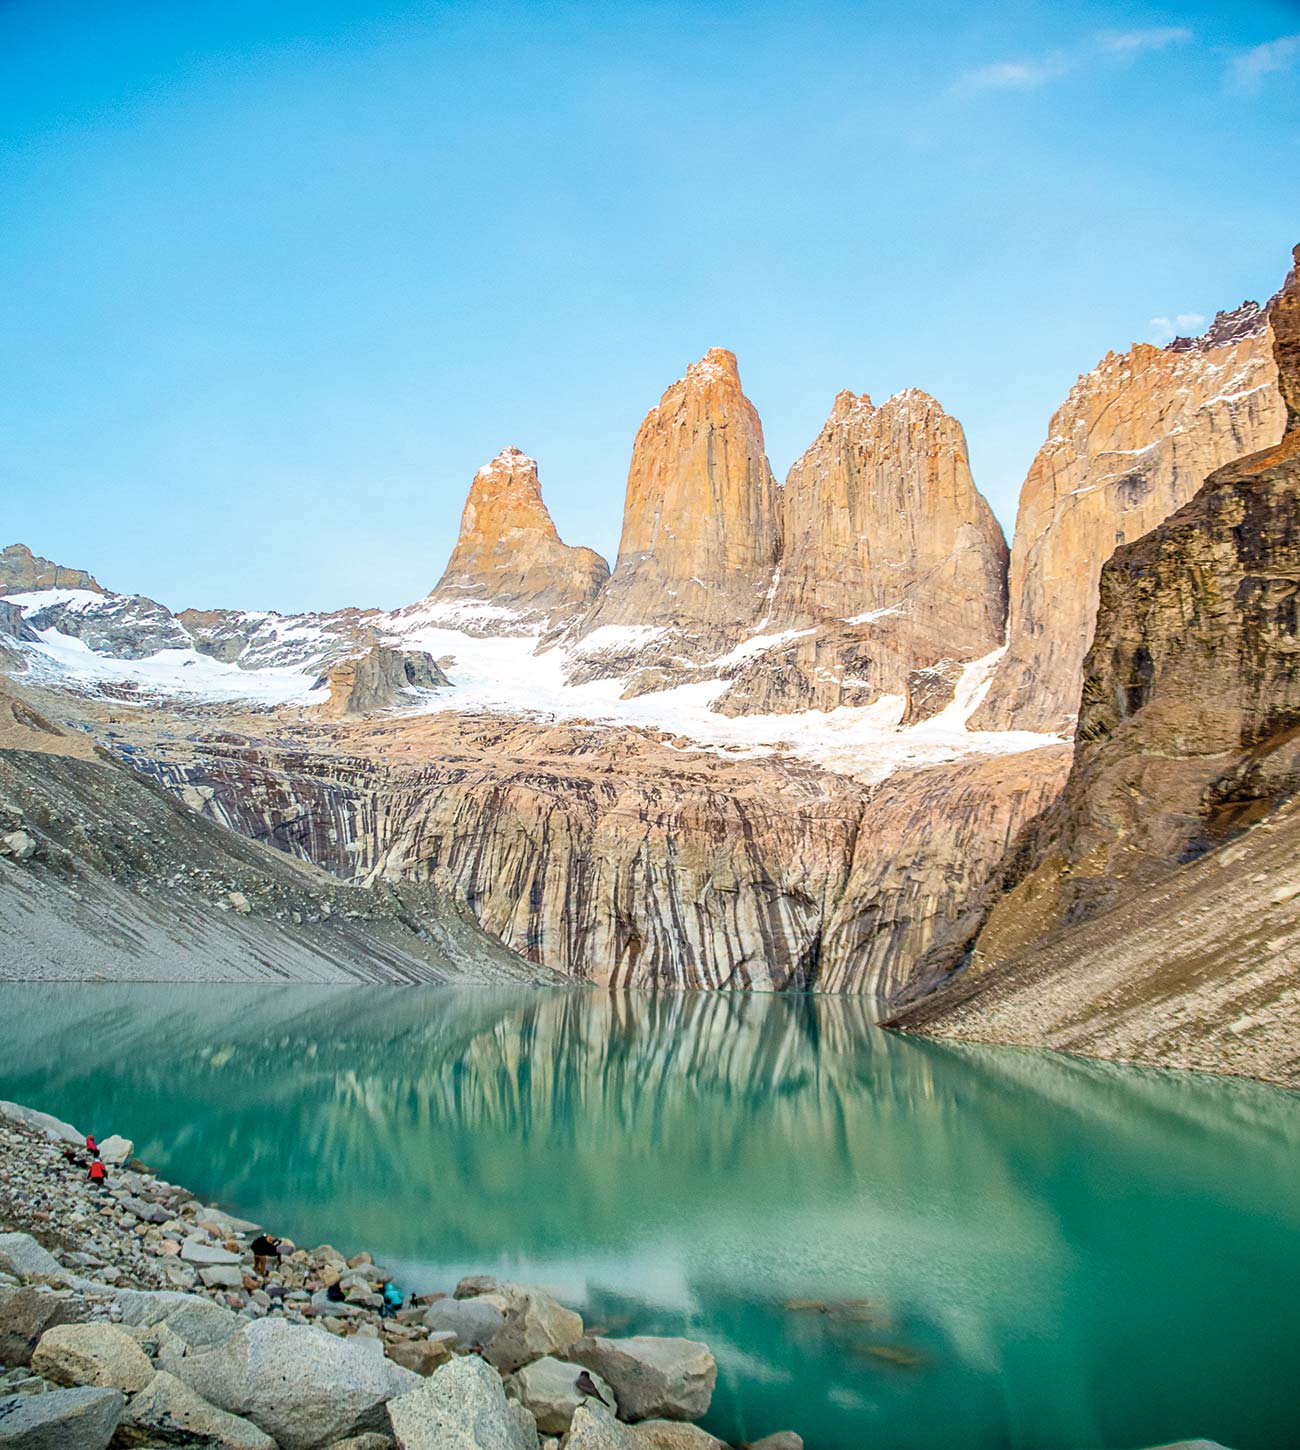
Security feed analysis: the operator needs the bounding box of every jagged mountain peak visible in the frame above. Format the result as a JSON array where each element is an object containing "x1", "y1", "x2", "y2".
[
  {"x1": 1165, "y1": 299, "x2": 1268, "y2": 354},
  {"x1": 1, "y1": 543, "x2": 105, "y2": 597},
  {"x1": 421, "y1": 449, "x2": 608, "y2": 634}
]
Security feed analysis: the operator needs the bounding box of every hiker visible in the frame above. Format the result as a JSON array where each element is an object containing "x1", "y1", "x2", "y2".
[
  {"x1": 87, "y1": 1158, "x2": 107, "y2": 1189},
  {"x1": 379, "y1": 1278, "x2": 404, "y2": 1318},
  {"x1": 250, "y1": 1232, "x2": 283, "y2": 1277},
  {"x1": 85, "y1": 1134, "x2": 99, "y2": 1158}
]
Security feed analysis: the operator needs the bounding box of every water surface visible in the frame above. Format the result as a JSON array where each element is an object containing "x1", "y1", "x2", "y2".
[{"x1": 1, "y1": 983, "x2": 1297, "y2": 1450}]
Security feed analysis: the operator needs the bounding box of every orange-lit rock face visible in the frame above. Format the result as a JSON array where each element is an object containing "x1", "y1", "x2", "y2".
[
  {"x1": 426, "y1": 448, "x2": 608, "y2": 633},
  {"x1": 569, "y1": 349, "x2": 781, "y2": 663},
  {"x1": 773, "y1": 388, "x2": 1007, "y2": 645},
  {"x1": 972, "y1": 314, "x2": 1286, "y2": 734}
]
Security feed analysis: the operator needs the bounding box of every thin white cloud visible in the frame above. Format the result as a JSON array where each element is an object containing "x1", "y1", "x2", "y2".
[
  {"x1": 1149, "y1": 312, "x2": 1206, "y2": 344},
  {"x1": 956, "y1": 55, "x2": 1069, "y2": 92},
  {"x1": 1230, "y1": 33, "x2": 1300, "y2": 90},
  {"x1": 1099, "y1": 26, "x2": 1193, "y2": 54},
  {"x1": 956, "y1": 27, "x2": 1193, "y2": 95}
]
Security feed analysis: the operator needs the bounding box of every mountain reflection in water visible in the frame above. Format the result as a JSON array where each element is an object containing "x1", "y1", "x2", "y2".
[{"x1": 1, "y1": 983, "x2": 1297, "y2": 1450}]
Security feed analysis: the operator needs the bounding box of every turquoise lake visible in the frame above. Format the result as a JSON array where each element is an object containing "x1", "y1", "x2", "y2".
[{"x1": 1, "y1": 982, "x2": 1297, "y2": 1450}]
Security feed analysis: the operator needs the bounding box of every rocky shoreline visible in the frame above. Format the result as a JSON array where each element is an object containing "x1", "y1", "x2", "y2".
[{"x1": 0, "y1": 1100, "x2": 800, "y2": 1450}]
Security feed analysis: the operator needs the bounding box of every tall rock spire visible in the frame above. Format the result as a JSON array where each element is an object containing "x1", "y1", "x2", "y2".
[
  {"x1": 565, "y1": 348, "x2": 781, "y2": 681},
  {"x1": 423, "y1": 447, "x2": 608, "y2": 634}
]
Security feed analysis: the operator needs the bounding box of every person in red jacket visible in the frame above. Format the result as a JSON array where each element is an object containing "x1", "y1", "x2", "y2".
[
  {"x1": 87, "y1": 1159, "x2": 107, "y2": 1188},
  {"x1": 85, "y1": 1134, "x2": 99, "y2": 1157}
]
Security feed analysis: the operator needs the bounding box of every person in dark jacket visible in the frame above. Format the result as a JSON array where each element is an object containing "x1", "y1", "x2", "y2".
[{"x1": 250, "y1": 1233, "x2": 283, "y2": 1277}]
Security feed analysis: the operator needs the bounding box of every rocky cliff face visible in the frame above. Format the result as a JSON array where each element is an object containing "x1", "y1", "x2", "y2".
[
  {"x1": 714, "y1": 387, "x2": 1008, "y2": 717},
  {"x1": 892, "y1": 246, "x2": 1300, "y2": 1086},
  {"x1": 971, "y1": 309, "x2": 1285, "y2": 734},
  {"x1": 0, "y1": 544, "x2": 104, "y2": 595},
  {"x1": 423, "y1": 447, "x2": 608, "y2": 634},
  {"x1": 564, "y1": 349, "x2": 781, "y2": 685},
  {"x1": 317, "y1": 643, "x2": 450, "y2": 718}
]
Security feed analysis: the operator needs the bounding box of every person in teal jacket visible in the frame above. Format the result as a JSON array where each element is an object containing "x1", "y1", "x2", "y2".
[{"x1": 379, "y1": 1279, "x2": 404, "y2": 1318}]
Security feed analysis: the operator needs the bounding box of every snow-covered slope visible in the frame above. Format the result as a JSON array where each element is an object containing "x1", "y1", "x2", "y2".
[{"x1": 2, "y1": 577, "x2": 1053, "y2": 781}]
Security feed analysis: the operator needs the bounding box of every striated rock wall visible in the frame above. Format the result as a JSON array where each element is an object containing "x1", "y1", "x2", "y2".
[
  {"x1": 423, "y1": 447, "x2": 609, "y2": 634},
  {"x1": 565, "y1": 349, "x2": 781, "y2": 683},
  {"x1": 892, "y1": 246, "x2": 1300, "y2": 1085},
  {"x1": 102, "y1": 701, "x2": 1064, "y2": 997},
  {"x1": 819, "y1": 745, "x2": 1071, "y2": 997},
  {"x1": 971, "y1": 309, "x2": 1285, "y2": 734}
]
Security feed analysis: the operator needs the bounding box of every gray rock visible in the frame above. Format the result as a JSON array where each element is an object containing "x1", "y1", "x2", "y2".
[
  {"x1": 422, "y1": 1297, "x2": 504, "y2": 1349},
  {"x1": 310, "y1": 1290, "x2": 364, "y2": 1318},
  {"x1": 386, "y1": 1355, "x2": 537, "y2": 1449},
  {"x1": 452, "y1": 1276, "x2": 499, "y2": 1299},
  {"x1": 0, "y1": 1286, "x2": 90, "y2": 1366},
  {"x1": 741, "y1": 1436, "x2": 804, "y2": 1450},
  {"x1": 0, "y1": 833, "x2": 35, "y2": 863},
  {"x1": 638, "y1": 1424, "x2": 729, "y2": 1449},
  {"x1": 324, "y1": 1437, "x2": 394, "y2": 1450},
  {"x1": 173, "y1": 1317, "x2": 418, "y2": 1450},
  {"x1": 557, "y1": 1401, "x2": 639, "y2": 1449},
  {"x1": 31, "y1": 1322, "x2": 154, "y2": 1393},
  {"x1": 97, "y1": 1136, "x2": 133, "y2": 1167},
  {"x1": 568, "y1": 1338, "x2": 716, "y2": 1423},
  {"x1": 118, "y1": 1195, "x2": 170, "y2": 1225},
  {"x1": 113, "y1": 1290, "x2": 241, "y2": 1351},
  {"x1": 0, "y1": 1236, "x2": 62, "y2": 1283},
  {"x1": 0, "y1": 1384, "x2": 124, "y2": 1449},
  {"x1": 116, "y1": 1370, "x2": 276, "y2": 1449},
  {"x1": 193, "y1": 1208, "x2": 261, "y2": 1237},
  {"x1": 200, "y1": 1265, "x2": 246, "y2": 1290},
  {"x1": 504, "y1": 1356, "x2": 616, "y2": 1434},
  {"x1": 180, "y1": 1239, "x2": 242, "y2": 1267},
  {"x1": 0, "y1": 1103, "x2": 80, "y2": 1146},
  {"x1": 478, "y1": 1284, "x2": 583, "y2": 1375}
]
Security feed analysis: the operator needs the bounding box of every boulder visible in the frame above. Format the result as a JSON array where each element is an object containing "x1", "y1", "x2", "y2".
[
  {"x1": 636, "y1": 1425, "x2": 728, "y2": 1449},
  {"x1": 568, "y1": 1339, "x2": 715, "y2": 1423},
  {"x1": 0, "y1": 1286, "x2": 90, "y2": 1366},
  {"x1": 115, "y1": 1371, "x2": 275, "y2": 1448},
  {"x1": 118, "y1": 1195, "x2": 170, "y2": 1226},
  {"x1": 422, "y1": 1297, "x2": 504, "y2": 1349},
  {"x1": 0, "y1": 833, "x2": 35, "y2": 862},
  {"x1": 0, "y1": 1384, "x2": 123, "y2": 1449},
  {"x1": 114, "y1": 1291, "x2": 241, "y2": 1350},
  {"x1": 477, "y1": 1284, "x2": 583, "y2": 1374},
  {"x1": 0, "y1": 1102, "x2": 80, "y2": 1145},
  {"x1": 384, "y1": 1338, "x2": 453, "y2": 1377},
  {"x1": 452, "y1": 1276, "x2": 499, "y2": 1299},
  {"x1": 505, "y1": 1356, "x2": 616, "y2": 1434},
  {"x1": 0, "y1": 1235, "x2": 62, "y2": 1283},
  {"x1": 741, "y1": 1437, "x2": 804, "y2": 1450},
  {"x1": 386, "y1": 1355, "x2": 537, "y2": 1450},
  {"x1": 97, "y1": 1136, "x2": 133, "y2": 1166},
  {"x1": 324, "y1": 1437, "x2": 395, "y2": 1450},
  {"x1": 31, "y1": 1322, "x2": 154, "y2": 1393},
  {"x1": 200, "y1": 1265, "x2": 245, "y2": 1290},
  {"x1": 173, "y1": 1317, "x2": 418, "y2": 1450},
  {"x1": 181, "y1": 1239, "x2": 242, "y2": 1267},
  {"x1": 558, "y1": 1401, "x2": 640, "y2": 1449}
]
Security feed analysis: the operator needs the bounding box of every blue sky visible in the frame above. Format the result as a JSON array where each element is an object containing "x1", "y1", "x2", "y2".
[{"x1": 3, "y1": 0, "x2": 1298, "y2": 614}]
